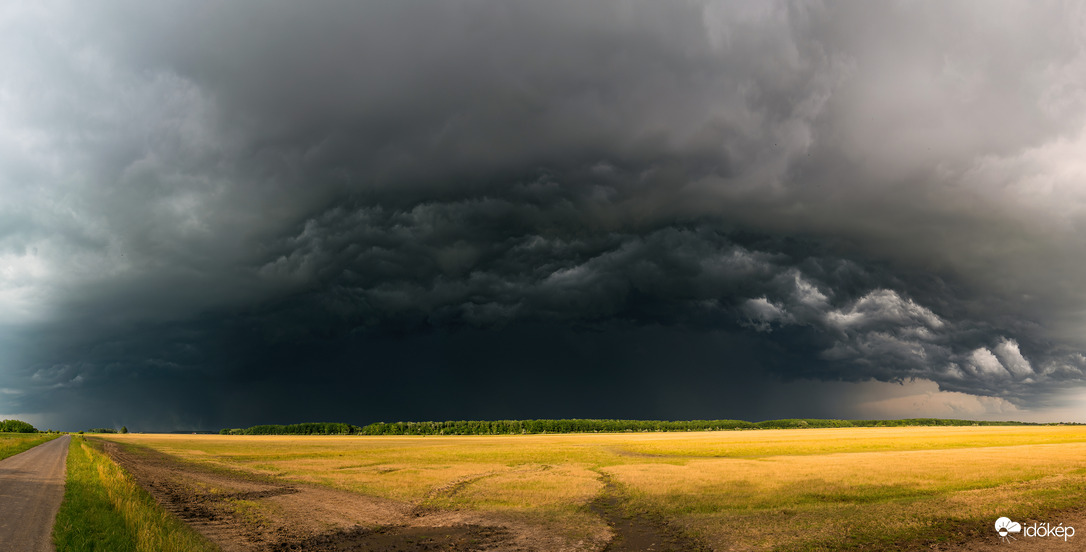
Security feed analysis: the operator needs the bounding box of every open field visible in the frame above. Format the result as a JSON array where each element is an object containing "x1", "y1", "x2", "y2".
[
  {"x1": 98, "y1": 426, "x2": 1086, "y2": 551},
  {"x1": 0, "y1": 432, "x2": 59, "y2": 460}
]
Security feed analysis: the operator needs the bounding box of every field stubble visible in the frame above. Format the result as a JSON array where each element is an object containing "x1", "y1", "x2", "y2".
[{"x1": 102, "y1": 426, "x2": 1086, "y2": 551}]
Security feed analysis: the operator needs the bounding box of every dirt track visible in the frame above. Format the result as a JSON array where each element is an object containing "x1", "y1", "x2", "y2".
[
  {"x1": 99, "y1": 440, "x2": 593, "y2": 551},
  {"x1": 587, "y1": 472, "x2": 710, "y2": 552},
  {"x1": 0, "y1": 435, "x2": 70, "y2": 552}
]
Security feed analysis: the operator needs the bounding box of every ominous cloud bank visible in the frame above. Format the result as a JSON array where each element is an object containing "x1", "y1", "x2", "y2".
[{"x1": 3, "y1": 2, "x2": 1086, "y2": 429}]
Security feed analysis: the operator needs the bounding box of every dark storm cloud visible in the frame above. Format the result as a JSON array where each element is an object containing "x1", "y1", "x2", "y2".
[
  {"x1": 253, "y1": 206, "x2": 1085, "y2": 399},
  {"x1": 3, "y1": 1, "x2": 1086, "y2": 428}
]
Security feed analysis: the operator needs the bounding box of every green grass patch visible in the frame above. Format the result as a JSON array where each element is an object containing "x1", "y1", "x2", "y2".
[
  {"x1": 0, "y1": 432, "x2": 59, "y2": 460},
  {"x1": 53, "y1": 436, "x2": 219, "y2": 552}
]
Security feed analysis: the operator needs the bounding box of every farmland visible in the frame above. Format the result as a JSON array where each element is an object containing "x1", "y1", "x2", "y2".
[{"x1": 98, "y1": 426, "x2": 1086, "y2": 551}]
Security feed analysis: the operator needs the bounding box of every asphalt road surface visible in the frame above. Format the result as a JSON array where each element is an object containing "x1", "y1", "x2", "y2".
[{"x1": 0, "y1": 435, "x2": 70, "y2": 552}]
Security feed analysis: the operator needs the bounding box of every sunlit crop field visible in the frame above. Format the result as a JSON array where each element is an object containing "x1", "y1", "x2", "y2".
[{"x1": 103, "y1": 426, "x2": 1086, "y2": 550}]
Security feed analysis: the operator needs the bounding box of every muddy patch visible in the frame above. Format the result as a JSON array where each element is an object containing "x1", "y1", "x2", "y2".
[
  {"x1": 273, "y1": 524, "x2": 513, "y2": 552},
  {"x1": 588, "y1": 472, "x2": 711, "y2": 552}
]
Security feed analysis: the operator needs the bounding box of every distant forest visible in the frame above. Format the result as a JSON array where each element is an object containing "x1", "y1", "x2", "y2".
[
  {"x1": 219, "y1": 418, "x2": 1049, "y2": 436},
  {"x1": 0, "y1": 419, "x2": 38, "y2": 433},
  {"x1": 220, "y1": 422, "x2": 360, "y2": 435}
]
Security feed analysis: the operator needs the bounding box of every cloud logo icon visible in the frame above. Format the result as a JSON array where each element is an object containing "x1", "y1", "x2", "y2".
[{"x1": 995, "y1": 517, "x2": 1022, "y2": 542}]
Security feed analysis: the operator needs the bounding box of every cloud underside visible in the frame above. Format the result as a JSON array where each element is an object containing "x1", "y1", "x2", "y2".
[{"x1": 3, "y1": 2, "x2": 1086, "y2": 427}]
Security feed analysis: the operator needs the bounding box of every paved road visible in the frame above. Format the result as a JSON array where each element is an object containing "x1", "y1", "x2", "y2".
[{"x1": 0, "y1": 435, "x2": 70, "y2": 552}]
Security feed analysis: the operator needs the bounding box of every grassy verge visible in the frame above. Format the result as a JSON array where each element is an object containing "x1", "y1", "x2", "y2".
[
  {"x1": 0, "y1": 432, "x2": 59, "y2": 460},
  {"x1": 53, "y1": 436, "x2": 219, "y2": 552}
]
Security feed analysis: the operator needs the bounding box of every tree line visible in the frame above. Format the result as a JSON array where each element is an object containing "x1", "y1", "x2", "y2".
[
  {"x1": 356, "y1": 418, "x2": 1040, "y2": 435},
  {"x1": 0, "y1": 419, "x2": 38, "y2": 433},
  {"x1": 84, "y1": 427, "x2": 128, "y2": 434},
  {"x1": 218, "y1": 418, "x2": 1043, "y2": 436},
  {"x1": 220, "y1": 422, "x2": 360, "y2": 435}
]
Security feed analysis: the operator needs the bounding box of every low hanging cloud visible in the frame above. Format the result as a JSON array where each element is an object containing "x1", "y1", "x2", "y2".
[{"x1": 211, "y1": 209, "x2": 1085, "y2": 403}]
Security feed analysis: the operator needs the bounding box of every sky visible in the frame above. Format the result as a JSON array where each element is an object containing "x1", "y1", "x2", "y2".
[{"x1": 3, "y1": 2, "x2": 1086, "y2": 431}]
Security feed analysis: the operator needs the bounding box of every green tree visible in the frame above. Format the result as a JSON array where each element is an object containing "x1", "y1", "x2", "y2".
[{"x1": 0, "y1": 419, "x2": 38, "y2": 433}]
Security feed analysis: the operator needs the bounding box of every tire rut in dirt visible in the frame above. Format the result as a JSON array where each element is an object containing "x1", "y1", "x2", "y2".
[
  {"x1": 272, "y1": 524, "x2": 513, "y2": 552},
  {"x1": 588, "y1": 472, "x2": 711, "y2": 552}
]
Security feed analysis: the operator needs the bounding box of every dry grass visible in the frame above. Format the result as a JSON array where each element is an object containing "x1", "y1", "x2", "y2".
[
  {"x1": 104, "y1": 426, "x2": 1086, "y2": 550},
  {"x1": 609, "y1": 442, "x2": 1086, "y2": 549},
  {"x1": 54, "y1": 437, "x2": 218, "y2": 552}
]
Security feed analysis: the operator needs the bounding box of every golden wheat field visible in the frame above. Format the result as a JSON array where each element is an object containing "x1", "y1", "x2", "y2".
[{"x1": 103, "y1": 426, "x2": 1086, "y2": 550}]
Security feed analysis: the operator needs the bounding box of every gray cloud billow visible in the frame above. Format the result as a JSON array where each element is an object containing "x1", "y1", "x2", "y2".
[
  {"x1": 3, "y1": 1, "x2": 1086, "y2": 428},
  {"x1": 254, "y1": 203, "x2": 1085, "y2": 398}
]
